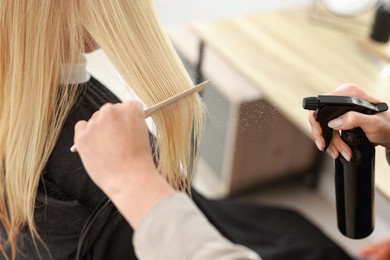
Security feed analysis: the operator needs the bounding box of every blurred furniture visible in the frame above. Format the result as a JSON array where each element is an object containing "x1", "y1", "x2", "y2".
[
  {"x1": 189, "y1": 8, "x2": 390, "y2": 198},
  {"x1": 196, "y1": 45, "x2": 318, "y2": 196},
  {"x1": 170, "y1": 24, "x2": 318, "y2": 197},
  {"x1": 309, "y1": 0, "x2": 376, "y2": 37}
]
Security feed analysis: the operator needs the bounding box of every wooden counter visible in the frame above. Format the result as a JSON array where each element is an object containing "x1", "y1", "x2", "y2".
[{"x1": 192, "y1": 8, "x2": 390, "y2": 199}]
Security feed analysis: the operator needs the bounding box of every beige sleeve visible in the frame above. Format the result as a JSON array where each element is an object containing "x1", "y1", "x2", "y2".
[{"x1": 133, "y1": 192, "x2": 261, "y2": 260}]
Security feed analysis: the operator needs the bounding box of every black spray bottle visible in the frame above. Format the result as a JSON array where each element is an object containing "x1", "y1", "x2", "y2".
[{"x1": 302, "y1": 95, "x2": 388, "y2": 239}]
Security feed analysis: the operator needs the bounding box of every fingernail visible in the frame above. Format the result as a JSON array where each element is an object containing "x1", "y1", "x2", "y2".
[
  {"x1": 341, "y1": 151, "x2": 351, "y2": 162},
  {"x1": 328, "y1": 149, "x2": 337, "y2": 159},
  {"x1": 328, "y1": 119, "x2": 343, "y2": 128},
  {"x1": 315, "y1": 140, "x2": 323, "y2": 151},
  {"x1": 312, "y1": 127, "x2": 320, "y2": 136},
  {"x1": 336, "y1": 83, "x2": 351, "y2": 90}
]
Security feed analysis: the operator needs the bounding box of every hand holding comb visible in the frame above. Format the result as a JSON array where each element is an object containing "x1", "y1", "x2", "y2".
[{"x1": 70, "y1": 80, "x2": 209, "y2": 152}]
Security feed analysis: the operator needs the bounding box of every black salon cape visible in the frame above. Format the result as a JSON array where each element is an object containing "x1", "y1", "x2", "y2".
[{"x1": 0, "y1": 77, "x2": 354, "y2": 260}]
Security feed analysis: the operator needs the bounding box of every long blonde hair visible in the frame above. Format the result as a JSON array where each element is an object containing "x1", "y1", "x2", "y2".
[{"x1": 0, "y1": 0, "x2": 203, "y2": 258}]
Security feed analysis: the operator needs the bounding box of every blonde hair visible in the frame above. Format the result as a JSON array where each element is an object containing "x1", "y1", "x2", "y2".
[{"x1": 0, "y1": 0, "x2": 203, "y2": 258}]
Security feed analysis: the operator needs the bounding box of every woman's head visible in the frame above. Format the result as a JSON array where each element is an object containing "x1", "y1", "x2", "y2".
[{"x1": 0, "y1": 1, "x2": 203, "y2": 258}]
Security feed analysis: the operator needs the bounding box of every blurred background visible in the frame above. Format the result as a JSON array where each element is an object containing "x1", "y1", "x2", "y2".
[
  {"x1": 153, "y1": 0, "x2": 308, "y2": 25},
  {"x1": 86, "y1": 0, "x2": 390, "y2": 257}
]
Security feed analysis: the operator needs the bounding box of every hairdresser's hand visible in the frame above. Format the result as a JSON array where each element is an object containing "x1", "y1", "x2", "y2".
[
  {"x1": 308, "y1": 83, "x2": 390, "y2": 161},
  {"x1": 74, "y1": 100, "x2": 174, "y2": 227},
  {"x1": 360, "y1": 240, "x2": 390, "y2": 260}
]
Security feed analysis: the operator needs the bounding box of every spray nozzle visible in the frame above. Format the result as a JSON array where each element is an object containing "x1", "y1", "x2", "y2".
[{"x1": 303, "y1": 95, "x2": 388, "y2": 151}]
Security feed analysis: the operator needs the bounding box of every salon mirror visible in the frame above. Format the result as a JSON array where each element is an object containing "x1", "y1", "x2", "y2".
[{"x1": 321, "y1": 0, "x2": 377, "y2": 16}]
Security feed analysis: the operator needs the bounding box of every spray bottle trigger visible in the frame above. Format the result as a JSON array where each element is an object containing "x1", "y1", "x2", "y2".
[{"x1": 320, "y1": 120, "x2": 333, "y2": 151}]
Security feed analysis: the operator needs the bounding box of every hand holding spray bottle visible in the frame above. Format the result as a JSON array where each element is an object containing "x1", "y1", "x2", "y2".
[{"x1": 303, "y1": 95, "x2": 388, "y2": 239}]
